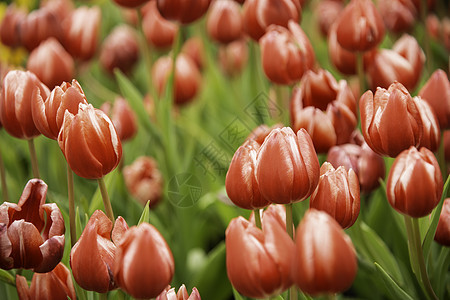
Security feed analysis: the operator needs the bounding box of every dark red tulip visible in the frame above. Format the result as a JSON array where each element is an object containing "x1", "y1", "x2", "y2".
[
  {"x1": 207, "y1": 0, "x2": 243, "y2": 44},
  {"x1": 435, "y1": 199, "x2": 450, "y2": 247},
  {"x1": 419, "y1": 69, "x2": 450, "y2": 129},
  {"x1": 157, "y1": 0, "x2": 211, "y2": 24}
]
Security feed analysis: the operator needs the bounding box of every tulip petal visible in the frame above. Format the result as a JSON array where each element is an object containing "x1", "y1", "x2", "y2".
[{"x1": 8, "y1": 220, "x2": 44, "y2": 270}]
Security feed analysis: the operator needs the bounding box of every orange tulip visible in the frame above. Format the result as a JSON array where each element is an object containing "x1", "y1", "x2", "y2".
[
  {"x1": 419, "y1": 69, "x2": 450, "y2": 129},
  {"x1": 156, "y1": 0, "x2": 211, "y2": 24},
  {"x1": 100, "y1": 97, "x2": 138, "y2": 142},
  {"x1": 435, "y1": 199, "x2": 450, "y2": 247},
  {"x1": 246, "y1": 123, "x2": 283, "y2": 146},
  {"x1": 142, "y1": 1, "x2": 178, "y2": 49},
  {"x1": 207, "y1": 0, "x2": 243, "y2": 44}
]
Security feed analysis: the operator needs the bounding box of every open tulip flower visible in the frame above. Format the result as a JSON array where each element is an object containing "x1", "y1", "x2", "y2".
[
  {"x1": 0, "y1": 179, "x2": 65, "y2": 273},
  {"x1": 156, "y1": 284, "x2": 201, "y2": 300}
]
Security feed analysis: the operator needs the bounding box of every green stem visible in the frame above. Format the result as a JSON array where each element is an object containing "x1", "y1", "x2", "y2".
[
  {"x1": 136, "y1": 8, "x2": 154, "y2": 98},
  {"x1": 97, "y1": 177, "x2": 114, "y2": 222},
  {"x1": 98, "y1": 292, "x2": 108, "y2": 300},
  {"x1": 67, "y1": 165, "x2": 76, "y2": 247},
  {"x1": 285, "y1": 203, "x2": 294, "y2": 239},
  {"x1": 420, "y1": 0, "x2": 432, "y2": 73},
  {"x1": 0, "y1": 148, "x2": 9, "y2": 202},
  {"x1": 274, "y1": 84, "x2": 285, "y2": 124},
  {"x1": 404, "y1": 216, "x2": 438, "y2": 300},
  {"x1": 27, "y1": 139, "x2": 40, "y2": 178},
  {"x1": 253, "y1": 209, "x2": 262, "y2": 229}
]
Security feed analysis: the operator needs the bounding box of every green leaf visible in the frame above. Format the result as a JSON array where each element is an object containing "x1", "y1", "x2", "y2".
[
  {"x1": 232, "y1": 288, "x2": 245, "y2": 300},
  {"x1": 374, "y1": 263, "x2": 414, "y2": 300},
  {"x1": 137, "y1": 200, "x2": 150, "y2": 225},
  {"x1": 75, "y1": 206, "x2": 83, "y2": 241},
  {"x1": 0, "y1": 270, "x2": 14, "y2": 286},
  {"x1": 423, "y1": 175, "x2": 450, "y2": 260}
]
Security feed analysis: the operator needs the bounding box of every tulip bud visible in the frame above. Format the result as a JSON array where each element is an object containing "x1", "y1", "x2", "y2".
[
  {"x1": 0, "y1": 70, "x2": 50, "y2": 139},
  {"x1": 292, "y1": 209, "x2": 357, "y2": 295},
  {"x1": 419, "y1": 69, "x2": 450, "y2": 129},
  {"x1": 101, "y1": 97, "x2": 138, "y2": 142},
  {"x1": 156, "y1": 285, "x2": 201, "y2": 300},
  {"x1": 142, "y1": 1, "x2": 178, "y2": 50},
  {"x1": 226, "y1": 205, "x2": 294, "y2": 298},
  {"x1": 226, "y1": 139, "x2": 270, "y2": 210},
  {"x1": 316, "y1": 0, "x2": 344, "y2": 36},
  {"x1": 62, "y1": 6, "x2": 101, "y2": 61},
  {"x1": 426, "y1": 14, "x2": 441, "y2": 40},
  {"x1": 157, "y1": 0, "x2": 211, "y2": 24},
  {"x1": 387, "y1": 147, "x2": 443, "y2": 218},
  {"x1": 242, "y1": 0, "x2": 301, "y2": 41},
  {"x1": 113, "y1": 0, "x2": 149, "y2": 8},
  {"x1": 414, "y1": 97, "x2": 440, "y2": 152},
  {"x1": 114, "y1": 222, "x2": 175, "y2": 299},
  {"x1": 256, "y1": 127, "x2": 320, "y2": 204},
  {"x1": 260, "y1": 21, "x2": 315, "y2": 85},
  {"x1": 247, "y1": 123, "x2": 283, "y2": 146},
  {"x1": 310, "y1": 162, "x2": 360, "y2": 228},
  {"x1": 58, "y1": 103, "x2": 122, "y2": 179},
  {"x1": 20, "y1": 8, "x2": 62, "y2": 52},
  {"x1": 0, "y1": 179, "x2": 65, "y2": 273},
  {"x1": 218, "y1": 39, "x2": 248, "y2": 77},
  {"x1": 359, "y1": 81, "x2": 423, "y2": 157},
  {"x1": 152, "y1": 53, "x2": 202, "y2": 105},
  {"x1": 40, "y1": 0, "x2": 74, "y2": 23},
  {"x1": 16, "y1": 263, "x2": 76, "y2": 300},
  {"x1": 435, "y1": 199, "x2": 450, "y2": 247},
  {"x1": 207, "y1": 0, "x2": 243, "y2": 44},
  {"x1": 378, "y1": 0, "x2": 417, "y2": 33},
  {"x1": 27, "y1": 38, "x2": 74, "y2": 89},
  {"x1": 335, "y1": 0, "x2": 385, "y2": 52},
  {"x1": 181, "y1": 37, "x2": 205, "y2": 70},
  {"x1": 123, "y1": 156, "x2": 163, "y2": 207},
  {"x1": 100, "y1": 25, "x2": 139, "y2": 75},
  {"x1": 70, "y1": 211, "x2": 128, "y2": 293},
  {"x1": 328, "y1": 23, "x2": 358, "y2": 75},
  {"x1": 0, "y1": 5, "x2": 26, "y2": 48}
]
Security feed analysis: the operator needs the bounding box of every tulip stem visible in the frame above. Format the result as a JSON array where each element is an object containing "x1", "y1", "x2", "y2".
[
  {"x1": 98, "y1": 292, "x2": 108, "y2": 300},
  {"x1": 0, "y1": 147, "x2": 9, "y2": 202},
  {"x1": 404, "y1": 215, "x2": 438, "y2": 300},
  {"x1": 285, "y1": 203, "x2": 294, "y2": 239},
  {"x1": 67, "y1": 165, "x2": 76, "y2": 247},
  {"x1": 420, "y1": 0, "x2": 432, "y2": 73},
  {"x1": 253, "y1": 209, "x2": 262, "y2": 229},
  {"x1": 136, "y1": 8, "x2": 154, "y2": 97},
  {"x1": 27, "y1": 139, "x2": 40, "y2": 179},
  {"x1": 97, "y1": 177, "x2": 115, "y2": 222}
]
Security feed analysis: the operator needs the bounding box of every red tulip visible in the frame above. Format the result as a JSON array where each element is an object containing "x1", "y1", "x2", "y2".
[
  {"x1": 316, "y1": 0, "x2": 344, "y2": 36},
  {"x1": 156, "y1": 285, "x2": 201, "y2": 300},
  {"x1": 113, "y1": 0, "x2": 149, "y2": 8},
  {"x1": 419, "y1": 69, "x2": 450, "y2": 129},
  {"x1": 218, "y1": 39, "x2": 248, "y2": 77},
  {"x1": 20, "y1": 8, "x2": 62, "y2": 52},
  {"x1": 142, "y1": 1, "x2": 178, "y2": 49},
  {"x1": 0, "y1": 4, "x2": 26, "y2": 48},
  {"x1": 414, "y1": 97, "x2": 440, "y2": 152},
  {"x1": 435, "y1": 199, "x2": 450, "y2": 247},
  {"x1": 40, "y1": 0, "x2": 74, "y2": 23},
  {"x1": 207, "y1": 0, "x2": 243, "y2": 44},
  {"x1": 157, "y1": 0, "x2": 211, "y2": 24},
  {"x1": 0, "y1": 179, "x2": 65, "y2": 273},
  {"x1": 181, "y1": 37, "x2": 205, "y2": 70},
  {"x1": 100, "y1": 97, "x2": 138, "y2": 142},
  {"x1": 246, "y1": 123, "x2": 283, "y2": 146},
  {"x1": 378, "y1": 0, "x2": 417, "y2": 33}
]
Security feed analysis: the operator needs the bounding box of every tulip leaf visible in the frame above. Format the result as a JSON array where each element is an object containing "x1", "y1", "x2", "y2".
[
  {"x1": 232, "y1": 288, "x2": 245, "y2": 300},
  {"x1": 0, "y1": 270, "x2": 14, "y2": 286},
  {"x1": 423, "y1": 175, "x2": 450, "y2": 260},
  {"x1": 75, "y1": 206, "x2": 83, "y2": 241},
  {"x1": 137, "y1": 200, "x2": 150, "y2": 225},
  {"x1": 374, "y1": 263, "x2": 414, "y2": 300}
]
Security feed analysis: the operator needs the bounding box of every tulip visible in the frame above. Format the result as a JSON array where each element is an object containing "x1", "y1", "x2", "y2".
[
  {"x1": 16, "y1": 263, "x2": 76, "y2": 300},
  {"x1": 100, "y1": 25, "x2": 139, "y2": 75},
  {"x1": 435, "y1": 199, "x2": 450, "y2": 247},
  {"x1": 359, "y1": 81, "x2": 422, "y2": 157},
  {"x1": 316, "y1": 0, "x2": 344, "y2": 37},
  {"x1": 246, "y1": 123, "x2": 283, "y2": 146},
  {"x1": 181, "y1": 37, "x2": 205, "y2": 70},
  {"x1": 387, "y1": 147, "x2": 443, "y2": 218},
  {"x1": 207, "y1": 0, "x2": 243, "y2": 44},
  {"x1": 156, "y1": 285, "x2": 201, "y2": 300},
  {"x1": 70, "y1": 210, "x2": 128, "y2": 293},
  {"x1": 100, "y1": 97, "x2": 138, "y2": 142},
  {"x1": 58, "y1": 103, "x2": 122, "y2": 179},
  {"x1": 0, "y1": 4, "x2": 26, "y2": 48},
  {"x1": 328, "y1": 22, "x2": 361, "y2": 75},
  {"x1": 123, "y1": 156, "x2": 163, "y2": 207},
  {"x1": 242, "y1": 0, "x2": 301, "y2": 41},
  {"x1": 226, "y1": 139, "x2": 270, "y2": 210},
  {"x1": 414, "y1": 97, "x2": 440, "y2": 152},
  {"x1": 256, "y1": 127, "x2": 320, "y2": 204},
  {"x1": 0, "y1": 70, "x2": 50, "y2": 139},
  {"x1": 292, "y1": 209, "x2": 358, "y2": 295},
  {"x1": 27, "y1": 38, "x2": 74, "y2": 89},
  {"x1": 426, "y1": 14, "x2": 441, "y2": 40},
  {"x1": 365, "y1": 34, "x2": 425, "y2": 91},
  {"x1": 260, "y1": 21, "x2": 315, "y2": 85},
  {"x1": 40, "y1": 0, "x2": 74, "y2": 23},
  {"x1": 310, "y1": 162, "x2": 360, "y2": 228},
  {"x1": 152, "y1": 53, "x2": 202, "y2": 105},
  {"x1": 218, "y1": 39, "x2": 248, "y2": 77},
  {"x1": 335, "y1": 0, "x2": 385, "y2": 52},
  {"x1": 377, "y1": 0, "x2": 417, "y2": 33},
  {"x1": 113, "y1": 0, "x2": 149, "y2": 8},
  {"x1": 142, "y1": 1, "x2": 178, "y2": 50},
  {"x1": 62, "y1": 6, "x2": 101, "y2": 61},
  {"x1": 226, "y1": 205, "x2": 294, "y2": 298},
  {"x1": 0, "y1": 179, "x2": 65, "y2": 273},
  {"x1": 114, "y1": 222, "x2": 175, "y2": 299},
  {"x1": 157, "y1": 0, "x2": 211, "y2": 24},
  {"x1": 418, "y1": 69, "x2": 450, "y2": 129},
  {"x1": 32, "y1": 79, "x2": 88, "y2": 140}
]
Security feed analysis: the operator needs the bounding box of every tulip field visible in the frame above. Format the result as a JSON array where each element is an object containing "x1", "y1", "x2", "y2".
[{"x1": 0, "y1": 0, "x2": 449, "y2": 299}]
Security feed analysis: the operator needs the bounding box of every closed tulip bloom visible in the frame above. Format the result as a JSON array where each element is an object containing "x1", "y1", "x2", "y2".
[
  {"x1": 157, "y1": 0, "x2": 211, "y2": 24},
  {"x1": 113, "y1": 0, "x2": 149, "y2": 8},
  {"x1": 328, "y1": 23, "x2": 362, "y2": 75},
  {"x1": 226, "y1": 139, "x2": 270, "y2": 210},
  {"x1": 156, "y1": 285, "x2": 201, "y2": 300},
  {"x1": 152, "y1": 54, "x2": 202, "y2": 105},
  {"x1": 387, "y1": 147, "x2": 443, "y2": 218},
  {"x1": 142, "y1": 1, "x2": 178, "y2": 49},
  {"x1": 16, "y1": 263, "x2": 76, "y2": 300},
  {"x1": 62, "y1": 6, "x2": 101, "y2": 61},
  {"x1": 27, "y1": 38, "x2": 74, "y2": 89},
  {"x1": 435, "y1": 199, "x2": 450, "y2": 246},
  {"x1": 70, "y1": 210, "x2": 128, "y2": 293},
  {"x1": 335, "y1": 0, "x2": 385, "y2": 52},
  {"x1": 414, "y1": 97, "x2": 440, "y2": 152},
  {"x1": 260, "y1": 21, "x2": 315, "y2": 85},
  {"x1": 123, "y1": 156, "x2": 163, "y2": 207},
  {"x1": 101, "y1": 97, "x2": 138, "y2": 142},
  {"x1": 292, "y1": 209, "x2": 357, "y2": 295},
  {"x1": 310, "y1": 162, "x2": 360, "y2": 228},
  {"x1": 207, "y1": 0, "x2": 243, "y2": 44},
  {"x1": 40, "y1": 0, "x2": 74, "y2": 23},
  {"x1": 366, "y1": 34, "x2": 425, "y2": 91},
  {"x1": 0, "y1": 5, "x2": 26, "y2": 48},
  {"x1": 181, "y1": 37, "x2": 205, "y2": 70},
  {"x1": 256, "y1": 127, "x2": 320, "y2": 204},
  {"x1": 58, "y1": 103, "x2": 122, "y2": 179},
  {"x1": 0, "y1": 179, "x2": 65, "y2": 273},
  {"x1": 0, "y1": 70, "x2": 50, "y2": 139},
  {"x1": 316, "y1": 0, "x2": 344, "y2": 36},
  {"x1": 32, "y1": 79, "x2": 88, "y2": 140},
  {"x1": 226, "y1": 205, "x2": 295, "y2": 298},
  {"x1": 360, "y1": 81, "x2": 423, "y2": 157},
  {"x1": 218, "y1": 39, "x2": 248, "y2": 77},
  {"x1": 100, "y1": 25, "x2": 139, "y2": 75},
  {"x1": 419, "y1": 69, "x2": 450, "y2": 129},
  {"x1": 246, "y1": 123, "x2": 283, "y2": 146},
  {"x1": 242, "y1": 0, "x2": 301, "y2": 41},
  {"x1": 114, "y1": 222, "x2": 175, "y2": 299},
  {"x1": 19, "y1": 8, "x2": 61, "y2": 52},
  {"x1": 378, "y1": 0, "x2": 417, "y2": 33}
]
